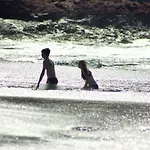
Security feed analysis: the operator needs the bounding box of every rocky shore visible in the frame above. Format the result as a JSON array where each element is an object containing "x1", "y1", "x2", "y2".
[{"x1": 0, "y1": 0, "x2": 150, "y2": 28}]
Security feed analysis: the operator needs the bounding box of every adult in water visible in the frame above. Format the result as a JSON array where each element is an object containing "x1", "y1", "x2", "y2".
[
  {"x1": 78, "y1": 60, "x2": 99, "y2": 90},
  {"x1": 36, "y1": 48, "x2": 58, "y2": 90}
]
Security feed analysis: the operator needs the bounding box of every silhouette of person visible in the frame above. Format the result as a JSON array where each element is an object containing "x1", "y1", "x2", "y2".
[
  {"x1": 36, "y1": 48, "x2": 58, "y2": 90},
  {"x1": 78, "y1": 60, "x2": 98, "y2": 90}
]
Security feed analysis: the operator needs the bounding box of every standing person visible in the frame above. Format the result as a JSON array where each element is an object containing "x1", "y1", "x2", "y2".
[
  {"x1": 78, "y1": 60, "x2": 98, "y2": 90},
  {"x1": 36, "y1": 48, "x2": 58, "y2": 90}
]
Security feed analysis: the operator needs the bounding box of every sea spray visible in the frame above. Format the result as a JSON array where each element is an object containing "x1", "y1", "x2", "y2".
[{"x1": 0, "y1": 18, "x2": 150, "y2": 45}]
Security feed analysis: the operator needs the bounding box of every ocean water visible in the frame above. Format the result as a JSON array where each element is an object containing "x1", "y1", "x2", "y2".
[{"x1": 0, "y1": 18, "x2": 150, "y2": 150}]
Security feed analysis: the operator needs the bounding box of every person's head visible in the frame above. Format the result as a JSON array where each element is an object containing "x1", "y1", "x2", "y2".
[
  {"x1": 78, "y1": 60, "x2": 89, "y2": 74},
  {"x1": 78, "y1": 60, "x2": 87, "y2": 69},
  {"x1": 41, "y1": 48, "x2": 50, "y2": 58}
]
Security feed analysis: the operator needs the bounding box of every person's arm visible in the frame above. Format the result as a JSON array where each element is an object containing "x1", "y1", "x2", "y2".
[
  {"x1": 83, "y1": 81, "x2": 88, "y2": 88},
  {"x1": 35, "y1": 68, "x2": 45, "y2": 90},
  {"x1": 81, "y1": 71, "x2": 87, "y2": 89},
  {"x1": 82, "y1": 70, "x2": 90, "y2": 89}
]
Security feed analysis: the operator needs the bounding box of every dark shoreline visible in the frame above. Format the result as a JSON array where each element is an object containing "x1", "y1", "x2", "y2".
[{"x1": 0, "y1": 0, "x2": 150, "y2": 28}]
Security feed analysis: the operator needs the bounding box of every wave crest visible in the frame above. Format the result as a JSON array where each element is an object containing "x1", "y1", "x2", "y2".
[{"x1": 0, "y1": 18, "x2": 150, "y2": 45}]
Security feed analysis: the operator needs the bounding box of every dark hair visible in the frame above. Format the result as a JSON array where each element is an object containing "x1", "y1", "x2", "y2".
[{"x1": 41, "y1": 48, "x2": 50, "y2": 56}]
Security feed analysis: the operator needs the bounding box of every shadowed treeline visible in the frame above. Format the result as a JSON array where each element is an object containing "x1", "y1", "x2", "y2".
[{"x1": 0, "y1": 0, "x2": 150, "y2": 28}]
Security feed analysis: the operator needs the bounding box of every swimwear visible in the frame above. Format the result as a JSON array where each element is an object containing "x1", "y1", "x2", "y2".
[
  {"x1": 81, "y1": 71, "x2": 91, "y2": 80},
  {"x1": 81, "y1": 71, "x2": 98, "y2": 89},
  {"x1": 91, "y1": 84, "x2": 99, "y2": 89},
  {"x1": 47, "y1": 77, "x2": 58, "y2": 84}
]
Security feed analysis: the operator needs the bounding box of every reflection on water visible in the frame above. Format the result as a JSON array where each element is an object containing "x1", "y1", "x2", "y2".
[{"x1": 0, "y1": 97, "x2": 150, "y2": 149}]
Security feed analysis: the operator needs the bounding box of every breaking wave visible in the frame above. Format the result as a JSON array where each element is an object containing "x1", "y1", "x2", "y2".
[{"x1": 0, "y1": 18, "x2": 150, "y2": 45}]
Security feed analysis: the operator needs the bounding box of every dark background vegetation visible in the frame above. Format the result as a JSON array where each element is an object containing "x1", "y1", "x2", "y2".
[{"x1": 0, "y1": 0, "x2": 150, "y2": 27}]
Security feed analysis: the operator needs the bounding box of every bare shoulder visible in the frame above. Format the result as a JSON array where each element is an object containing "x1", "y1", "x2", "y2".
[
  {"x1": 43, "y1": 59, "x2": 50, "y2": 68},
  {"x1": 43, "y1": 60, "x2": 47, "y2": 65},
  {"x1": 48, "y1": 59, "x2": 54, "y2": 66}
]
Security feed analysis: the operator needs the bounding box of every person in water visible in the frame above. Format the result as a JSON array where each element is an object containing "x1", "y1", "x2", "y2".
[
  {"x1": 36, "y1": 48, "x2": 58, "y2": 90},
  {"x1": 78, "y1": 60, "x2": 99, "y2": 90}
]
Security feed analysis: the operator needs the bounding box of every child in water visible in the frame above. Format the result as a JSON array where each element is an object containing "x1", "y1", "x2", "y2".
[
  {"x1": 36, "y1": 48, "x2": 58, "y2": 90},
  {"x1": 78, "y1": 60, "x2": 99, "y2": 90}
]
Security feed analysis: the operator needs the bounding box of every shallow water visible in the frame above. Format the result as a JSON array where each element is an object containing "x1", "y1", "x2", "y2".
[
  {"x1": 0, "y1": 38, "x2": 150, "y2": 69},
  {"x1": 0, "y1": 96, "x2": 150, "y2": 150},
  {"x1": 0, "y1": 23, "x2": 150, "y2": 149},
  {"x1": 0, "y1": 59, "x2": 150, "y2": 149}
]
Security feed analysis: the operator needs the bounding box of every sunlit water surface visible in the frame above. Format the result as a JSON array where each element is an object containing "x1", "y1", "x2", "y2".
[{"x1": 0, "y1": 38, "x2": 150, "y2": 150}]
